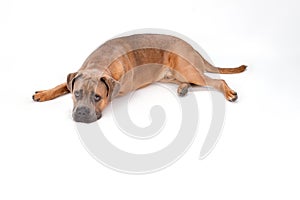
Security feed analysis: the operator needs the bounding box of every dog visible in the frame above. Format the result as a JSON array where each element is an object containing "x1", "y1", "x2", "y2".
[{"x1": 32, "y1": 33, "x2": 247, "y2": 123}]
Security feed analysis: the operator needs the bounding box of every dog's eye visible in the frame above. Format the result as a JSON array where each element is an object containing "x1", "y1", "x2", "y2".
[
  {"x1": 94, "y1": 94, "x2": 101, "y2": 102},
  {"x1": 74, "y1": 91, "x2": 80, "y2": 98}
]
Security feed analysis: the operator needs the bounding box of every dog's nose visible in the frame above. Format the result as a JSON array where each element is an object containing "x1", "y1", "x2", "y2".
[{"x1": 75, "y1": 106, "x2": 90, "y2": 118}]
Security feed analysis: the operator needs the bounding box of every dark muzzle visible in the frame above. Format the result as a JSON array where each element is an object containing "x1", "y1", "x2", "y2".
[{"x1": 73, "y1": 106, "x2": 100, "y2": 123}]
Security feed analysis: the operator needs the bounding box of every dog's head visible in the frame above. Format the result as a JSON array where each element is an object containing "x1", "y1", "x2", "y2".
[{"x1": 67, "y1": 71, "x2": 120, "y2": 123}]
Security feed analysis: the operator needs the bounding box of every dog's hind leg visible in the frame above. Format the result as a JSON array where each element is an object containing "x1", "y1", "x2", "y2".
[
  {"x1": 32, "y1": 83, "x2": 69, "y2": 102},
  {"x1": 159, "y1": 78, "x2": 191, "y2": 97},
  {"x1": 174, "y1": 64, "x2": 238, "y2": 102},
  {"x1": 159, "y1": 68, "x2": 191, "y2": 97}
]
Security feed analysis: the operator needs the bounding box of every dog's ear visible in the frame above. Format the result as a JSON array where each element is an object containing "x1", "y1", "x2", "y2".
[
  {"x1": 67, "y1": 72, "x2": 79, "y2": 92},
  {"x1": 100, "y1": 75, "x2": 120, "y2": 100}
]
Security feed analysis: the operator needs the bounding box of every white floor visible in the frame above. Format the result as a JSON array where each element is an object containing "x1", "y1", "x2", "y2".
[{"x1": 1, "y1": 0, "x2": 300, "y2": 199}]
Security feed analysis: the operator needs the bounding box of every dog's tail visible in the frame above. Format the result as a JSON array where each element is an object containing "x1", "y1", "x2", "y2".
[{"x1": 204, "y1": 59, "x2": 247, "y2": 74}]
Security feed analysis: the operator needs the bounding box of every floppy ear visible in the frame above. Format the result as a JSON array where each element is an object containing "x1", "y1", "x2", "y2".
[
  {"x1": 100, "y1": 75, "x2": 120, "y2": 100},
  {"x1": 67, "y1": 72, "x2": 79, "y2": 92}
]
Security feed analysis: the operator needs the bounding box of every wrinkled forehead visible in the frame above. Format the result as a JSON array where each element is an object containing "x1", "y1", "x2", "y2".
[
  {"x1": 73, "y1": 74, "x2": 107, "y2": 95},
  {"x1": 74, "y1": 76, "x2": 98, "y2": 91}
]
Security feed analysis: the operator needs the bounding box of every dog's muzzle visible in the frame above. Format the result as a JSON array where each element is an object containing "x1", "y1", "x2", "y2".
[{"x1": 72, "y1": 106, "x2": 101, "y2": 123}]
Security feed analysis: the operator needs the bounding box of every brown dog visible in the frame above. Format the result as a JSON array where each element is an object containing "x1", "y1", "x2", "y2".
[{"x1": 32, "y1": 34, "x2": 247, "y2": 123}]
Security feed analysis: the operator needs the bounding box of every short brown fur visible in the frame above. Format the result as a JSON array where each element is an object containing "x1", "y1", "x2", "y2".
[{"x1": 33, "y1": 34, "x2": 247, "y2": 123}]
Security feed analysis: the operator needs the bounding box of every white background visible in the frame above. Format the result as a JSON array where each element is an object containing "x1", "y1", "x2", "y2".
[{"x1": 1, "y1": 0, "x2": 300, "y2": 199}]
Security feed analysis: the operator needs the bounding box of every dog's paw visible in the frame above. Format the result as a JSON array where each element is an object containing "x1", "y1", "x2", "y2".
[
  {"x1": 177, "y1": 83, "x2": 190, "y2": 97},
  {"x1": 226, "y1": 89, "x2": 238, "y2": 102},
  {"x1": 32, "y1": 91, "x2": 49, "y2": 102}
]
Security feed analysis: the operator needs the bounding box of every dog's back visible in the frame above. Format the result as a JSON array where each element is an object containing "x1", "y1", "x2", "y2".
[{"x1": 80, "y1": 34, "x2": 199, "y2": 71}]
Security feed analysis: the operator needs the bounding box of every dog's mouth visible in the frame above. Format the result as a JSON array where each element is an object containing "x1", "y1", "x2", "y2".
[
  {"x1": 73, "y1": 114, "x2": 101, "y2": 123},
  {"x1": 72, "y1": 106, "x2": 102, "y2": 123}
]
